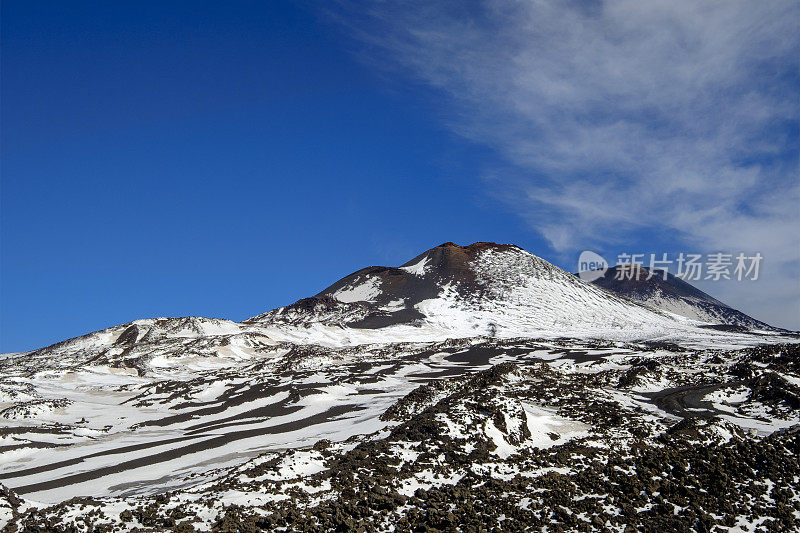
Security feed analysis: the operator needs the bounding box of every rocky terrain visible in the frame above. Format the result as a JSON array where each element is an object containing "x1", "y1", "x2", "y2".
[{"x1": 0, "y1": 242, "x2": 797, "y2": 531}]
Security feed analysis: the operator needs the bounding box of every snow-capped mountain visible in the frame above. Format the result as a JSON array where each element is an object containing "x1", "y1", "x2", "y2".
[
  {"x1": 1, "y1": 242, "x2": 797, "y2": 531},
  {"x1": 10, "y1": 243, "x2": 779, "y2": 375},
  {"x1": 248, "y1": 242, "x2": 692, "y2": 340},
  {"x1": 591, "y1": 264, "x2": 773, "y2": 330}
]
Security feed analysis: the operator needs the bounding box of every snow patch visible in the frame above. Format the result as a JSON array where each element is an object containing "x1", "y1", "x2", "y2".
[
  {"x1": 333, "y1": 277, "x2": 382, "y2": 303},
  {"x1": 400, "y1": 257, "x2": 430, "y2": 276},
  {"x1": 522, "y1": 403, "x2": 591, "y2": 449}
]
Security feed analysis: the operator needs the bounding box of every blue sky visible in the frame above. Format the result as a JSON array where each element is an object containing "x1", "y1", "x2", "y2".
[{"x1": 2, "y1": 0, "x2": 798, "y2": 352}]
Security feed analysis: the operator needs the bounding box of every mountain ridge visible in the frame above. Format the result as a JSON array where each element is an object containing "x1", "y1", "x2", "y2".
[
  {"x1": 6, "y1": 242, "x2": 781, "y2": 359},
  {"x1": 590, "y1": 263, "x2": 773, "y2": 329},
  {"x1": 244, "y1": 241, "x2": 686, "y2": 341}
]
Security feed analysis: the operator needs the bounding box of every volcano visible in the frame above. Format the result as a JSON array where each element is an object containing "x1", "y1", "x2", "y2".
[
  {"x1": 247, "y1": 242, "x2": 685, "y2": 341},
  {"x1": 591, "y1": 264, "x2": 773, "y2": 330},
  {"x1": 1, "y1": 242, "x2": 796, "y2": 531}
]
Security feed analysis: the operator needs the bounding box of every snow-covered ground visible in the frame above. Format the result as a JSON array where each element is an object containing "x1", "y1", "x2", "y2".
[{"x1": 1, "y1": 242, "x2": 797, "y2": 531}]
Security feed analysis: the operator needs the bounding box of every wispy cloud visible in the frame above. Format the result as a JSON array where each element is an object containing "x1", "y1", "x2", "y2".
[{"x1": 328, "y1": 0, "x2": 800, "y2": 328}]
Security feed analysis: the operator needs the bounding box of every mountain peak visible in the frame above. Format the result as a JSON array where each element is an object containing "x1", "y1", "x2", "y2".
[
  {"x1": 592, "y1": 265, "x2": 772, "y2": 329},
  {"x1": 433, "y1": 241, "x2": 520, "y2": 251},
  {"x1": 399, "y1": 241, "x2": 521, "y2": 273},
  {"x1": 247, "y1": 241, "x2": 682, "y2": 338}
]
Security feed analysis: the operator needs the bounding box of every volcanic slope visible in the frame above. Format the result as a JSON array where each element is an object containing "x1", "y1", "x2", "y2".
[
  {"x1": 247, "y1": 242, "x2": 707, "y2": 342},
  {"x1": 0, "y1": 242, "x2": 797, "y2": 531},
  {"x1": 592, "y1": 264, "x2": 773, "y2": 329}
]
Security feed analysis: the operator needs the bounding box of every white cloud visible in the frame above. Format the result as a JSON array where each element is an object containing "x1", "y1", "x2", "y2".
[{"x1": 329, "y1": 0, "x2": 800, "y2": 328}]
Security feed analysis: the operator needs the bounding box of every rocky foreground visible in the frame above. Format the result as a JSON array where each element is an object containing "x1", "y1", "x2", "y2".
[{"x1": 2, "y1": 340, "x2": 798, "y2": 532}]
